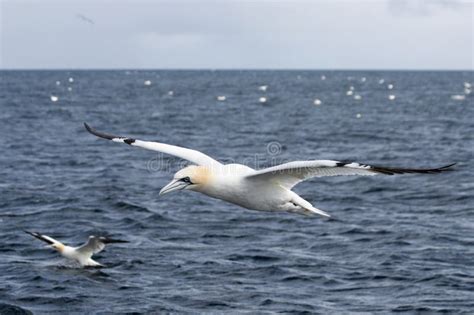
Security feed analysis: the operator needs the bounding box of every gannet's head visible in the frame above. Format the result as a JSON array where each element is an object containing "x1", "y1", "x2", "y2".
[
  {"x1": 159, "y1": 165, "x2": 211, "y2": 196},
  {"x1": 48, "y1": 243, "x2": 65, "y2": 253}
]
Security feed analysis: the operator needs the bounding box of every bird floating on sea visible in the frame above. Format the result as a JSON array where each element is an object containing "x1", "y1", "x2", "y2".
[
  {"x1": 84, "y1": 123, "x2": 455, "y2": 218},
  {"x1": 451, "y1": 95, "x2": 465, "y2": 101},
  {"x1": 25, "y1": 231, "x2": 127, "y2": 267}
]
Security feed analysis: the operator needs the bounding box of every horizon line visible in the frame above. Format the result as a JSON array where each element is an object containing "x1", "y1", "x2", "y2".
[{"x1": 1, "y1": 68, "x2": 473, "y2": 72}]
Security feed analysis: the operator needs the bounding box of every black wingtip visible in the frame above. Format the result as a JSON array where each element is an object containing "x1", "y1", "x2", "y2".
[
  {"x1": 84, "y1": 122, "x2": 96, "y2": 136},
  {"x1": 372, "y1": 162, "x2": 457, "y2": 175},
  {"x1": 439, "y1": 163, "x2": 457, "y2": 170},
  {"x1": 84, "y1": 122, "x2": 117, "y2": 141},
  {"x1": 24, "y1": 230, "x2": 39, "y2": 237},
  {"x1": 84, "y1": 123, "x2": 136, "y2": 145},
  {"x1": 24, "y1": 230, "x2": 55, "y2": 245},
  {"x1": 102, "y1": 238, "x2": 129, "y2": 244}
]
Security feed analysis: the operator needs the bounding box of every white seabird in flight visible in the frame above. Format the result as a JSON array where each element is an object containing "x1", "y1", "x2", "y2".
[
  {"x1": 84, "y1": 123, "x2": 454, "y2": 218},
  {"x1": 25, "y1": 230, "x2": 127, "y2": 267}
]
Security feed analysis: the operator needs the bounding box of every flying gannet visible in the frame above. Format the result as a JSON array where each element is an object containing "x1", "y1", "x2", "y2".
[
  {"x1": 84, "y1": 123, "x2": 454, "y2": 218},
  {"x1": 25, "y1": 230, "x2": 127, "y2": 267}
]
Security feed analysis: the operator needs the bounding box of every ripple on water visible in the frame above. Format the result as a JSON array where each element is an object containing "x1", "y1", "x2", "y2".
[{"x1": 0, "y1": 304, "x2": 33, "y2": 315}]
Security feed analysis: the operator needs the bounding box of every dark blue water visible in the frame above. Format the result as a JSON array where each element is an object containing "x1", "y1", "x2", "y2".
[{"x1": 0, "y1": 70, "x2": 473, "y2": 314}]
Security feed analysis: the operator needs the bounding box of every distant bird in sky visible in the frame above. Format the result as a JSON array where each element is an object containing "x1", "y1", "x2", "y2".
[
  {"x1": 76, "y1": 14, "x2": 95, "y2": 25},
  {"x1": 85, "y1": 123, "x2": 454, "y2": 218},
  {"x1": 25, "y1": 231, "x2": 127, "y2": 267}
]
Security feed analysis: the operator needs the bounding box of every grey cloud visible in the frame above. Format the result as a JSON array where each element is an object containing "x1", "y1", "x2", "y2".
[
  {"x1": 1, "y1": 0, "x2": 472, "y2": 69},
  {"x1": 388, "y1": 0, "x2": 467, "y2": 16}
]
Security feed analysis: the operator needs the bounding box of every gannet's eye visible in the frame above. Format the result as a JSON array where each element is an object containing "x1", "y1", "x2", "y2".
[{"x1": 181, "y1": 176, "x2": 192, "y2": 184}]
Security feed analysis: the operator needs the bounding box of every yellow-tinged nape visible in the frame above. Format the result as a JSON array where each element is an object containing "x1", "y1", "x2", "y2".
[
  {"x1": 176, "y1": 165, "x2": 212, "y2": 186},
  {"x1": 52, "y1": 243, "x2": 65, "y2": 253}
]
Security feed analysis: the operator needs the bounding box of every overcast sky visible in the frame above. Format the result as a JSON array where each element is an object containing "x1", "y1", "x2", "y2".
[{"x1": 1, "y1": 0, "x2": 472, "y2": 70}]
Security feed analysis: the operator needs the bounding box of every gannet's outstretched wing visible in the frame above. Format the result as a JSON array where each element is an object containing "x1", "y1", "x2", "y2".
[
  {"x1": 76, "y1": 236, "x2": 128, "y2": 256},
  {"x1": 24, "y1": 231, "x2": 63, "y2": 246},
  {"x1": 84, "y1": 123, "x2": 221, "y2": 167},
  {"x1": 245, "y1": 160, "x2": 455, "y2": 189}
]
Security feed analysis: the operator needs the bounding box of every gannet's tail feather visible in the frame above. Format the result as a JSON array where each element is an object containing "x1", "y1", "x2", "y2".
[
  {"x1": 84, "y1": 258, "x2": 104, "y2": 267},
  {"x1": 290, "y1": 194, "x2": 330, "y2": 218},
  {"x1": 84, "y1": 123, "x2": 221, "y2": 167}
]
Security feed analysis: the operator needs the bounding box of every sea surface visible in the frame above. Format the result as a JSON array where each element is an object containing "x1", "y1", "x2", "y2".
[{"x1": 0, "y1": 70, "x2": 473, "y2": 314}]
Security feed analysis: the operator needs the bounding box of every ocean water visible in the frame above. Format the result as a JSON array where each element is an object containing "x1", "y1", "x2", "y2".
[{"x1": 0, "y1": 70, "x2": 473, "y2": 314}]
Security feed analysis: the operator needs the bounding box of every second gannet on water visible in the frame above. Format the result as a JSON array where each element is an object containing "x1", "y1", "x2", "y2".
[
  {"x1": 25, "y1": 231, "x2": 128, "y2": 267},
  {"x1": 84, "y1": 123, "x2": 454, "y2": 218}
]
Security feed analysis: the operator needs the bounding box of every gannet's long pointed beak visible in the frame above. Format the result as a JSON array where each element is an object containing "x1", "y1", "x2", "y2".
[
  {"x1": 102, "y1": 238, "x2": 129, "y2": 244},
  {"x1": 159, "y1": 179, "x2": 188, "y2": 196}
]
